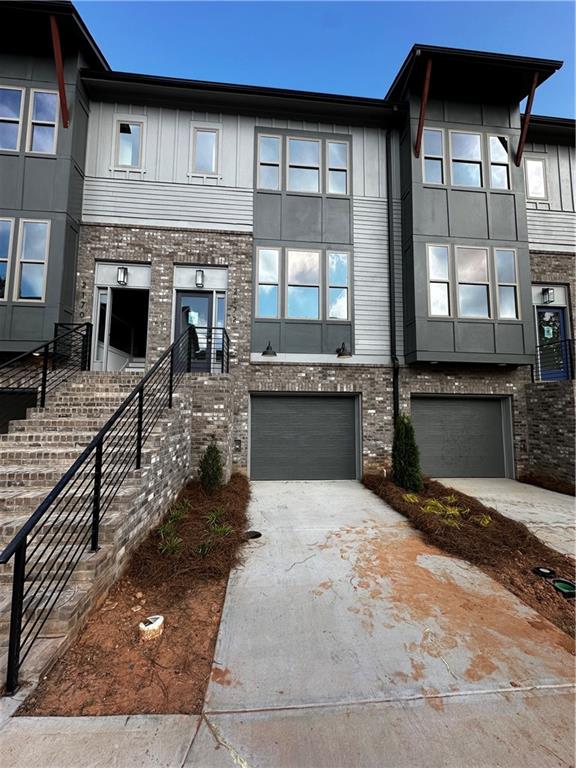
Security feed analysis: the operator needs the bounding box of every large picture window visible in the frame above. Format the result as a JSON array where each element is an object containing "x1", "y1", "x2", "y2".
[
  {"x1": 427, "y1": 245, "x2": 450, "y2": 316},
  {"x1": 456, "y1": 246, "x2": 490, "y2": 318},
  {"x1": 28, "y1": 90, "x2": 58, "y2": 154},
  {"x1": 256, "y1": 248, "x2": 280, "y2": 318},
  {"x1": 0, "y1": 87, "x2": 23, "y2": 151},
  {"x1": 451, "y1": 132, "x2": 482, "y2": 187},
  {"x1": 287, "y1": 139, "x2": 320, "y2": 193},
  {"x1": 16, "y1": 220, "x2": 49, "y2": 301},
  {"x1": 286, "y1": 250, "x2": 320, "y2": 318},
  {"x1": 0, "y1": 219, "x2": 13, "y2": 300},
  {"x1": 495, "y1": 249, "x2": 518, "y2": 319},
  {"x1": 328, "y1": 252, "x2": 349, "y2": 319}
]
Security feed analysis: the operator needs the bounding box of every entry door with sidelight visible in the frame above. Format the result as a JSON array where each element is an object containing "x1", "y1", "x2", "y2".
[
  {"x1": 176, "y1": 292, "x2": 213, "y2": 372},
  {"x1": 537, "y1": 307, "x2": 570, "y2": 380}
]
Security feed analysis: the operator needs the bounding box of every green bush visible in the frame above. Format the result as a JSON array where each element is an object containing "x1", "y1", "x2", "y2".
[
  {"x1": 199, "y1": 438, "x2": 223, "y2": 494},
  {"x1": 392, "y1": 413, "x2": 423, "y2": 492}
]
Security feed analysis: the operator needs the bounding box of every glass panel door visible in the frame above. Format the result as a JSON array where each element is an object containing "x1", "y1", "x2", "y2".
[
  {"x1": 176, "y1": 291, "x2": 213, "y2": 372},
  {"x1": 537, "y1": 307, "x2": 569, "y2": 380}
]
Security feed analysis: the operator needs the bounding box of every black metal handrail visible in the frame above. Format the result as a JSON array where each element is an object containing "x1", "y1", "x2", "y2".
[
  {"x1": 0, "y1": 325, "x2": 229, "y2": 694},
  {"x1": 532, "y1": 339, "x2": 575, "y2": 382},
  {"x1": 0, "y1": 323, "x2": 92, "y2": 433}
]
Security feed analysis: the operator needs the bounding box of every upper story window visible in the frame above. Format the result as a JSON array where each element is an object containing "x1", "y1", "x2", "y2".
[
  {"x1": 0, "y1": 87, "x2": 23, "y2": 151},
  {"x1": 0, "y1": 219, "x2": 13, "y2": 300},
  {"x1": 327, "y1": 142, "x2": 349, "y2": 194},
  {"x1": 15, "y1": 220, "x2": 49, "y2": 301},
  {"x1": 193, "y1": 128, "x2": 218, "y2": 174},
  {"x1": 116, "y1": 121, "x2": 142, "y2": 168},
  {"x1": 456, "y1": 246, "x2": 490, "y2": 318},
  {"x1": 287, "y1": 139, "x2": 320, "y2": 193},
  {"x1": 328, "y1": 252, "x2": 349, "y2": 319},
  {"x1": 27, "y1": 90, "x2": 58, "y2": 154},
  {"x1": 286, "y1": 249, "x2": 320, "y2": 318},
  {"x1": 525, "y1": 157, "x2": 547, "y2": 199},
  {"x1": 258, "y1": 136, "x2": 281, "y2": 190},
  {"x1": 427, "y1": 245, "x2": 450, "y2": 316},
  {"x1": 489, "y1": 136, "x2": 510, "y2": 190},
  {"x1": 450, "y1": 132, "x2": 482, "y2": 187},
  {"x1": 256, "y1": 248, "x2": 280, "y2": 318},
  {"x1": 495, "y1": 249, "x2": 518, "y2": 319},
  {"x1": 422, "y1": 129, "x2": 444, "y2": 184}
]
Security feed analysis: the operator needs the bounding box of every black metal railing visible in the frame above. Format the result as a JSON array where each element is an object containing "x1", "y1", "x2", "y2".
[
  {"x1": 532, "y1": 339, "x2": 575, "y2": 382},
  {"x1": 0, "y1": 325, "x2": 230, "y2": 694},
  {"x1": 0, "y1": 324, "x2": 92, "y2": 434}
]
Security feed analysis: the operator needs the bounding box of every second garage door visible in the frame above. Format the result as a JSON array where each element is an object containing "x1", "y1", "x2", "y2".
[
  {"x1": 411, "y1": 396, "x2": 513, "y2": 477},
  {"x1": 250, "y1": 395, "x2": 358, "y2": 480}
]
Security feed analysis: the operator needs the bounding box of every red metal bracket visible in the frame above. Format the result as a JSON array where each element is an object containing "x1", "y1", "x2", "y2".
[
  {"x1": 50, "y1": 15, "x2": 70, "y2": 129},
  {"x1": 414, "y1": 58, "x2": 432, "y2": 159},
  {"x1": 515, "y1": 71, "x2": 539, "y2": 167}
]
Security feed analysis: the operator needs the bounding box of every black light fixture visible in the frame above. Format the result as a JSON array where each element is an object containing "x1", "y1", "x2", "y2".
[
  {"x1": 116, "y1": 266, "x2": 128, "y2": 286},
  {"x1": 542, "y1": 287, "x2": 555, "y2": 304},
  {"x1": 195, "y1": 269, "x2": 204, "y2": 288},
  {"x1": 262, "y1": 341, "x2": 277, "y2": 357},
  {"x1": 336, "y1": 342, "x2": 352, "y2": 358}
]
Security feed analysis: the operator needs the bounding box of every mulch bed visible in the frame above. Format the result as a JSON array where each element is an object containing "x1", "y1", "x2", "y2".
[
  {"x1": 363, "y1": 474, "x2": 575, "y2": 645},
  {"x1": 18, "y1": 474, "x2": 250, "y2": 716},
  {"x1": 518, "y1": 471, "x2": 575, "y2": 498}
]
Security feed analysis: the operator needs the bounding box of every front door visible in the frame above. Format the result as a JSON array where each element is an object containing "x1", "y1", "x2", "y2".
[
  {"x1": 536, "y1": 307, "x2": 570, "y2": 380},
  {"x1": 175, "y1": 291, "x2": 213, "y2": 372}
]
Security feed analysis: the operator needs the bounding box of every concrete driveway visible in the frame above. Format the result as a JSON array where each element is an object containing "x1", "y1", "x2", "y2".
[
  {"x1": 188, "y1": 480, "x2": 575, "y2": 767},
  {"x1": 439, "y1": 478, "x2": 576, "y2": 556}
]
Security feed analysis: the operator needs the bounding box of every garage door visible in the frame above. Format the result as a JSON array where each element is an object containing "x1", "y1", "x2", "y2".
[
  {"x1": 250, "y1": 395, "x2": 358, "y2": 480},
  {"x1": 411, "y1": 397, "x2": 512, "y2": 477}
]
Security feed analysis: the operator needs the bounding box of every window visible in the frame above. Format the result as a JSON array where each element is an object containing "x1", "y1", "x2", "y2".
[
  {"x1": 495, "y1": 249, "x2": 518, "y2": 319},
  {"x1": 193, "y1": 128, "x2": 218, "y2": 174},
  {"x1": 116, "y1": 121, "x2": 142, "y2": 167},
  {"x1": 327, "y1": 142, "x2": 348, "y2": 194},
  {"x1": 0, "y1": 87, "x2": 23, "y2": 151},
  {"x1": 427, "y1": 245, "x2": 450, "y2": 316},
  {"x1": 258, "y1": 135, "x2": 281, "y2": 190},
  {"x1": 0, "y1": 219, "x2": 13, "y2": 300},
  {"x1": 328, "y1": 252, "x2": 349, "y2": 319},
  {"x1": 27, "y1": 90, "x2": 58, "y2": 153},
  {"x1": 15, "y1": 220, "x2": 49, "y2": 301},
  {"x1": 286, "y1": 250, "x2": 320, "y2": 318},
  {"x1": 456, "y1": 247, "x2": 490, "y2": 318},
  {"x1": 489, "y1": 136, "x2": 510, "y2": 190},
  {"x1": 525, "y1": 158, "x2": 547, "y2": 199},
  {"x1": 287, "y1": 139, "x2": 320, "y2": 193},
  {"x1": 256, "y1": 248, "x2": 280, "y2": 318},
  {"x1": 451, "y1": 132, "x2": 482, "y2": 187},
  {"x1": 423, "y1": 129, "x2": 444, "y2": 184}
]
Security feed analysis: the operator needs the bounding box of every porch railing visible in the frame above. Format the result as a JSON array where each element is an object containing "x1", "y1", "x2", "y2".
[{"x1": 532, "y1": 339, "x2": 575, "y2": 382}]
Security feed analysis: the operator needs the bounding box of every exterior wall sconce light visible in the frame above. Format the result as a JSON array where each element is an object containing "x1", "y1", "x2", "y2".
[
  {"x1": 262, "y1": 341, "x2": 277, "y2": 357},
  {"x1": 195, "y1": 269, "x2": 205, "y2": 288},
  {"x1": 336, "y1": 342, "x2": 352, "y2": 358},
  {"x1": 116, "y1": 266, "x2": 128, "y2": 286},
  {"x1": 542, "y1": 287, "x2": 555, "y2": 304}
]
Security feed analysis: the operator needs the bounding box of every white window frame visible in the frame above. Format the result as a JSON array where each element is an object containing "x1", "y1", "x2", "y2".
[
  {"x1": 0, "y1": 217, "x2": 15, "y2": 302},
  {"x1": 13, "y1": 219, "x2": 50, "y2": 303},
  {"x1": 524, "y1": 156, "x2": 548, "y2": 201},
  {"x1": 494, "y1": 248, "x2": 520, "y2": 320},
  {"x1": 326, "y1": 141, "x2": 349, "y2": 195},
  {"x1": 257, "y1": 134, "x2": 282, "y2": 191},
  {"x1": 327, "y1": 250, "x2": 351, "y2": 320},
  {"x1": 449, "y1": 130, "x2": 483, "y2": 189},
  {"x1": 285, "y1": 248, "x2": 322, "y2": 319},
  {"x1": 256, "y1": 247, "x2": 280, "y2": 319},
  {"x1": 113, "y1": 116, "x2": 146, "y2": 170},
  {"x1": 286, "y1": 137, "x2": 321, "y2": 194},
  {"x1": 488, "y1": 135, "x2": 511, "y2": 190},
  {"x1": 190, "y1": 124, "x2": 221, "y2": 177},
  {"x1": 26, "y1": 89, "x2": 59, "y2": 155},
  {"x1": 422, "y1": 128, "x2": 445, "y2": 186},
  {"x1": 0, "y1": 86, "x2": 24, "y2": 153},
  {"x1": 426, "y1": 243, "x2": 452, "y2": 317},
  {"x1": 455, "y1": 245, "x2": 491, "y2": 319}
]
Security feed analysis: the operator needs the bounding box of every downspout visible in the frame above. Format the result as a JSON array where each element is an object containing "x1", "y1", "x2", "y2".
[{"x1": 386, "y1": 128, "x2": 400, "y2": 422}]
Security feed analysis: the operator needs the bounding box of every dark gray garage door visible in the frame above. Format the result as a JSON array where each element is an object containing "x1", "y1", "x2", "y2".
[
  {"x1": 411, "y1": 397, "x2": 512, "y2": 477},
  {"x1": 250, "y1": 395, "x2": 357, "y2": 480}
]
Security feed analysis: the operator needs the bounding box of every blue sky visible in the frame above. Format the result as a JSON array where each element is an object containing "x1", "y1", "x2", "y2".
[{"x1": 76, "y1": 1, "x2": 575, "y2": 117}]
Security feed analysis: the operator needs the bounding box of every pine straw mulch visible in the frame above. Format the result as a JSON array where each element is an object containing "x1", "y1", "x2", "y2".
[
  {"x1": 363, "y1": 474, "x2": 576, "y2": 645},
  {"x1": 18, "y1": 474, "x2": 250, "y2": 717},
  {"x1": 518, "y1": 471, "x2": 575, "y2": 498}
]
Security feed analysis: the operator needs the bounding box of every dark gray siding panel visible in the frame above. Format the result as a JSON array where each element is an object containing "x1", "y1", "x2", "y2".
[
  {"x1": 411, "y1": 396, "x2": 513, "y2": 477},
  {"x1": 250, "y1": 395, "x2": 357, "y2": 480}
]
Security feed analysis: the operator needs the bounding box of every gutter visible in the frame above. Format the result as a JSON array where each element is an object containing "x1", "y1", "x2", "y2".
[{"x1": 386, "y1": 129, "x2": 400, "y2": 422}]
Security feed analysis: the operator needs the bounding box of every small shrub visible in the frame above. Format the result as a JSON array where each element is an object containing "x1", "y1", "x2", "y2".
[
  {"x1": 205, "y1": 507, "x2": 225, "y2": 526},
  {"x1": 208, "y1": 522, "x2": 233, "y2": 538},
  {"x1": 158, "y1": 530, "x2": 183, "y2": 556},
  {"x1": 196, "y1": 541, "x2": 212, "y2": 558},
  {"x1": 199, "y1": 439, "x2": 223, "y2": 494},
  {"x1": 392, "y1": 414, "x2": 423, "y2": 492}
]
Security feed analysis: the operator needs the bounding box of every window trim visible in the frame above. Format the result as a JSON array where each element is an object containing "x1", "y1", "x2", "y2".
[
  {"x1": 285, "y1": 248, "x2": 322, "y2": 319},
  {"x1": 488, "y1": 135, "x2": 511, "y2": 191},
  {"x1": 494, "y1": 247, "x2": 520, "y2": 320},
  {"x1": 422, "y1": 127, "x2": 445, "y2": 186},
  {"x1": 455, "y1": 245, "x2": 492, "y2": 319},
  {"x1": 190, "y1": 124, "x2": 221, "y2": 177},
  {"x1": 426, "y1": 243, "x2": 452, "y2": 317},
  {"x1": 26, "y1": 89, "x2": 59, "y2": 155},
  {"x1": 327, "y1": 250, "x2": 351, "y2": 320},
  {"x1": 524, "y1": 156, "x2": 548, "y2": 201},
  {"x1": 449, "y1": 129, "x2": 483, "y2": 189},
  {"x1": 286, "y1": 137, "x2": 322, "y2": 194},
  {"x1": 0, "y1": 85, "x2": 24, "y2": 153},
  {"x1": 113, "y1": 116, "x2": 146, "y2": 170},
  {"x1": 256, "y1": 246, "x2": 281, "y2": 319},
  {"x1": 0, "y1": 217, "x2": 15, "y2": 302},
  {"x1": 13, "y1": 219, "x2": 50, "y2": 303},
  {"x1": 257, "y1": 134, "x2": 282, "y2": 191},
  {"x1": 326, "y1": 141, "x2": 349, "y2": 196}
]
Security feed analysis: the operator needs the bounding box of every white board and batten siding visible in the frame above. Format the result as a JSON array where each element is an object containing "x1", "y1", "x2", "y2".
[{"x1": 525, "y1": 143, "x2": 576, "y2": 254}]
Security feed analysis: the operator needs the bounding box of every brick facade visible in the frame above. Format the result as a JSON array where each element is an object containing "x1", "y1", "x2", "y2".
[{"x1": 530, "y1": 250, "x2": 575, "y2": 331}]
